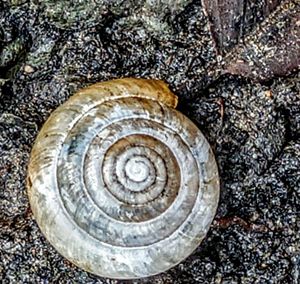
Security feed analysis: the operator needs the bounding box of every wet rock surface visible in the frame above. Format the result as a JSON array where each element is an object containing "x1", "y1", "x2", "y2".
[{"x1": 0, "y1": 1, "x2": 299, "y2": 283}]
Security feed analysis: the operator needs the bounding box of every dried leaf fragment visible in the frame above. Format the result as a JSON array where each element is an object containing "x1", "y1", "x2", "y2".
[
  {"x1": 224, "y1": 0, "x2": 300, "y2": 81},
  {"x1": 202, "y1": 0, "x2": 282, "y2": 54}
]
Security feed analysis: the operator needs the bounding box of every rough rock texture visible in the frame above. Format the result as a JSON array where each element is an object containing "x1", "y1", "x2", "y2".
[{"x1": 0, "y1": 0, "x2": 299, "y2": 283}]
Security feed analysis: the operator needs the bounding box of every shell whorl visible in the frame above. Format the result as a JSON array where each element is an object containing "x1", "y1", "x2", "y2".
[{"x1": 27, "y1": 78, "x2": 220, "y2": 279}]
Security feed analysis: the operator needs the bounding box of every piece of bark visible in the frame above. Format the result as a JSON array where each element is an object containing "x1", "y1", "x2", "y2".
[
  {"x1": 224, "y1": 0, "x2": 300, "y2": 81},
  {"x1": 202, "y1": 0, "x2": 282, "y2": 54}
]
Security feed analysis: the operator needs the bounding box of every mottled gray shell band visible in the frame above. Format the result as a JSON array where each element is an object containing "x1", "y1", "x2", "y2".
[{"x1": 27, "y1": 78, "x2": 220, "y2": 279}]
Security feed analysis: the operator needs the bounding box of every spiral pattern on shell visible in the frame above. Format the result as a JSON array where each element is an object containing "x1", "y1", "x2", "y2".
[{"x1": 27, "y1": 78, "x2": 220, "y2": 279}]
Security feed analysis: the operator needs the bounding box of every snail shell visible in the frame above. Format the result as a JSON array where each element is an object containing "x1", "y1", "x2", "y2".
[{"x1": 27, "y1": 78, "x2": 220, "y2": 279}]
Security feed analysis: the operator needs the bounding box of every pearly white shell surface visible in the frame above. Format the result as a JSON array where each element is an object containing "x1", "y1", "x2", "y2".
[{"x1": 27, "y1": 78, "x2": 220, "y2": 279}]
